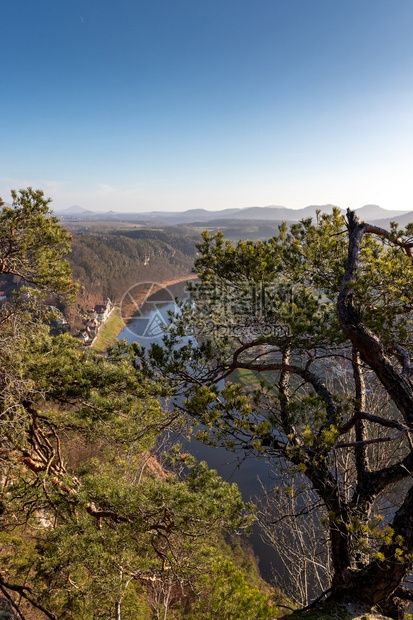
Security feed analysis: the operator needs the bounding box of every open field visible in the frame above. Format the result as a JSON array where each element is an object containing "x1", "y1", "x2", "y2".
[
  {"x1": 92, "y1": 308, "x2": 125, "y2": 353},
  {"x1": 231, "y1": 367, "x2": 275, "y2": 386}
]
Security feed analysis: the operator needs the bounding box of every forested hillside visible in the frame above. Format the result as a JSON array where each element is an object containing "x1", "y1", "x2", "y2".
[{"x1": 68, "y1": 228, "x2": 198, "y2": 310}]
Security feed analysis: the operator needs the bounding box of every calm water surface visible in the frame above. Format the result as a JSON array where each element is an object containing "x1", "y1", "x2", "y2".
[{"x1": 118, "y1": 282, "x2": 278, "y2": 580}]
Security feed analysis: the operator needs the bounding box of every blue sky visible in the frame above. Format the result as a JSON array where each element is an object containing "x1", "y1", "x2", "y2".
[{"x1": 2, "y1": 0, "x2": 413, "y2": 212}]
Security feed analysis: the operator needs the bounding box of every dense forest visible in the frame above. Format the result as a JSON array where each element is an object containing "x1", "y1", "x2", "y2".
[{"x1": 68, "y1": 228, "x2": 199, "y2": 311}]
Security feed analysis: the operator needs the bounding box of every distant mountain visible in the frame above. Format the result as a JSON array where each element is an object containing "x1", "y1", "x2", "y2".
[
  {"x1": 206, "y1": 204, "x2": 340, "y2": 221},
  {"x1": 57, "y1": 205, "x2": 96, "y2": 216},
  {"x1": 133, "y1": 204, "x2": 342, "y2": 225},
  {"x1": 125, "y1": 203, "x2": 411, "y2": 225},
  {"x1": 370, "y1": 211, "x2": 413, "y2": 228},
  {"x1": 355, "y1": 205, "x2": 408, "y2": 220},
  {"x1": 54, "y1": 203, "x2": 412, "y2": 226},
  {"x1": 143, "y1": 208, "x2": 243, "y2": 223}
]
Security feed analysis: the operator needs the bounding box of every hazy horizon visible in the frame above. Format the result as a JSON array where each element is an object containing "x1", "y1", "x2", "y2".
[{"x1": 53, "y1": 202, "x2": 409, "y2": 216}]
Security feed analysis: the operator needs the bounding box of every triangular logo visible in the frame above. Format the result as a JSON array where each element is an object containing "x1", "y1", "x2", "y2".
[{"x1": 144, "y1": 310, "x2": 167, "y2": 337}]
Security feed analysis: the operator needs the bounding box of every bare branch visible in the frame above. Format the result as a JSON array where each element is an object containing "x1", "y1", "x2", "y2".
[
  {"x1": 335, "y1": 429, "x2": 408, "y2": 450},
  {"x1": 232, "y1": 354, "x2": 338, "y2": 427},
  {"x1": 364, "y1": 223, "x2": 413, "y2": 257},
  {"x1": 0, "y1": 575, "x2": 56, "y2": 619}
]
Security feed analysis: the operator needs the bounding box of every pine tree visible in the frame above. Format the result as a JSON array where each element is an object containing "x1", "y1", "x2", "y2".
[{"x1": 142, "y1": 208, "x2": 413, "y2": 615}]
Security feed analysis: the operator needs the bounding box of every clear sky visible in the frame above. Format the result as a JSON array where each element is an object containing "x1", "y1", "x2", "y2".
[{"x1": 2, "y1": 0, "x2": 413, "y2": 212}]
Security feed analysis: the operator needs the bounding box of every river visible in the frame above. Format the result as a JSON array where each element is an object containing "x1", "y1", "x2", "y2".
[{"x1": 118, "y1": 281, "x2": 279, "y2": 582}]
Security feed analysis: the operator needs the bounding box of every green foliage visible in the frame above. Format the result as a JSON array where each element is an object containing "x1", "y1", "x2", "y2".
[
  {"x1": 0, "y1": 187, "x2": 76, "y2": 298},
  {"x1": 0, "y1": 187, "x2": 272, "y2": 619},
  {"x1": 160, "y1": 209, "x2": 413, "y2": 447},
  {"x1": 139, "y1": 208, "x2": 413, "y2": 609},
  {"x1": 19, "y1": 449, "x2": 254, "y2": 618},
  {"x1": 183, "y1": 557, "x2": 277, "y2": 620}
]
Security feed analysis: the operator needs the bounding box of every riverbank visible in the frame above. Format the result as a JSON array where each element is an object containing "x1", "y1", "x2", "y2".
[{"x1": 92, "y1": 273, "x2": 197, "y2": 352}]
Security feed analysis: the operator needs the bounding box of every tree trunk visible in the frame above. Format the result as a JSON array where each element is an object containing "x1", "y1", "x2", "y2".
[{"x1": 337, "y1": 213, "x2": 413, "y2": 425}]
